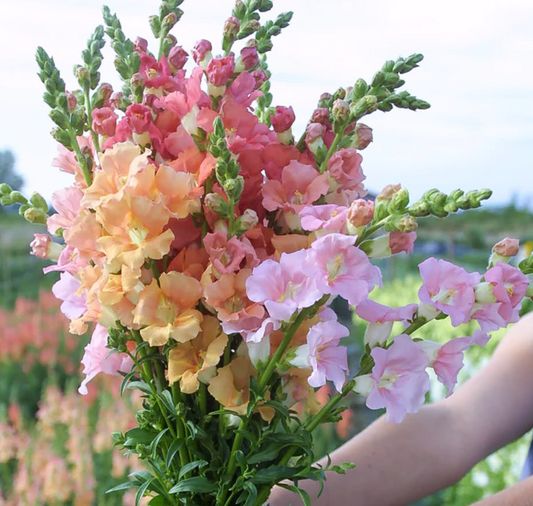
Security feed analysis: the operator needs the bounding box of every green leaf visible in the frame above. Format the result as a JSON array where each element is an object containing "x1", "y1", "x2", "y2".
[
  {"x1": 127, "y1": 381, "x2": 153, "y2": 395},
  {"x1": 120, "y1": 370, "x2": 137, "y2": 396},
  {"x1": 148, "y1": 496, "x2": 168, "y2": 506},
  {"x1": 178, "y1": 459, "x2": 208, "y2": 479},
  {"x1": 252, "y1": 466, "x2": 304, "y2": 485},
  {"x1": 129, "y1": 470, "x2": 153, "y2": 484},
  {"x1": 243, "y1": 482, "x2": 258, "y2": 506},
  {"x1": 166, "y1": 439, "x2": 184, "y2": 468},
  {"x1": 279, "y1": 484, "x2": 311, "y2": 506},
  {"x1": 150, "y1": 428, "x2": 169, "y2": 457},
  {"x1": 125, "y1": 428, "x2": 157, "y2": 445},
  {"x1": 159, "y1": 389, "x2": 177, "y2": 415},
  {"x1": 169, "y1": 477, "x2": 218, "y2": 494},
  {"x1": 135, "y1": 478, "x2": 153, "y2": 506},
  {"x1": 106, "y1": 481, "x2": 137, "y2": 494}
]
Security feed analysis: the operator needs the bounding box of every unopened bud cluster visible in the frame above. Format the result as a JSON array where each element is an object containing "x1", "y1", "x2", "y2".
[
  {"x1": 408, "y1": 188, "x2": 492, "y2": 219},
  {"x1": 0, "y1": 184, "x2": 49, "y2": 225}
]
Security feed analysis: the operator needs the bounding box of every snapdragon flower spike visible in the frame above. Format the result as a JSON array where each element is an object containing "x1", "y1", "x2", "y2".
[
  {"x1": 245, "y1": 249, "x2": 322, "y2": 323},
  {"x1": 355, "y1": 298, "x2": 418, "y2": 347},
  {"x1": 356, "y1": 334, "x2": 430, "y2": 423},
  {"x1": 304, "y1": 233, "x2": 382, "y2": 306},
  {"x1": 418, "y1": 257, "x2": 481, "y2": 327}
]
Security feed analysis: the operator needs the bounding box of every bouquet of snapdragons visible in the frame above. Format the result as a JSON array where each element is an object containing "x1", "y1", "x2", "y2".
[{"x1": 2, "y1": 1, "x2": 533, "y2": 505}]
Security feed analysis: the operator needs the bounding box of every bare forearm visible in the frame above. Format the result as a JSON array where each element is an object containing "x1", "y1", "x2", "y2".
[
  {"x1": 270, "y1": 401, "x2": 475, "y2": 506},
  {"x1": 471, "y1": 476, "x2": 533, "y2": 506}
]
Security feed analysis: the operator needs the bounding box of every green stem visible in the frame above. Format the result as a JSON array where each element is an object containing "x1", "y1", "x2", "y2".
[
  {"x1": 84, "y1": 89, "x2": 101, "y2": 156},
  {"x1": 228, "y1": 196, "x2": 235, "y2": 237},
  {"x1": 199, "y1": 383, "x2": 207, "y2": 417},
  {"x1": 170, "y1": 382, "x2": 192, "y2": 471},
  {"x1": 355, "y1": 217, "x2": 389, "y2": 246},
  {"x1": 319, "y1": 131, "x2": 343, "y2": 173},
  {"x1": 67, "y1": 127, "x2": 92, "y2": 186},
  {"x1": 219, "y1": 302, "x2": 326, "y2": 505}
]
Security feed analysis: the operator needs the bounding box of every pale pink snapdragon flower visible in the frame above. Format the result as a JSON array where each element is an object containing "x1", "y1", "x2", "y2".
[
  {"x1": 304, "y1": 233, "x2": 382, "y2": 306},
  {"x1": 355, "y1": 298, "x2": 418, "y2": 347},
  {"x1": 246, "y1": 249, "x2": 322, "y2": 323},
  {"x1": 418, "y1": 258, "x2": 481, "y2": 327},
  {"x1": 51, "y1": 272, "x2": 87, "y2": 320},
  {"x1": 47, "y1": 186, "x2": 83, "y2": 235},
  {"x1": 299, "y1": 204, "x2": 348, "y2": 232},
  {"x1": 355, "y1": 334, "x2": 430, "y2": 423},
  {"x1": 292, "y1": 320, "x2": 350, "y2": 392},
  {"x1": 419, "y1": 332, "x2": 488, "y2": 395},
  {"x1": 30, "y1": 234, "x2": 63, "y2": 261},
  {"x1": 79, "y1": 324, "x2": 133, "y2": 395},
  {"x1": 327, "y1": 147, "x2": 366, "y2": 195}
]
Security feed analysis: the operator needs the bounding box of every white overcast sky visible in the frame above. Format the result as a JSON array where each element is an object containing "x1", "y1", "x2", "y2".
[{"x1": 1, "y1": 0, "x2": 532, "y2": 206}]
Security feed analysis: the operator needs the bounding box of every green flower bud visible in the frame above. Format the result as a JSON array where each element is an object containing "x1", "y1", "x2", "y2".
[
  {"x1": 408, "y1": 200, "x2": 430, "y2": 217},
  {"x1": 10, "y1": 191, "x2": 28, "y2": 205},
  {"x1": 350, "y1": 95, "x2": 378, "y2": 120},
  {"x1": 50, "y1": 127, "x2": 71, "y2": 149},
  {"x1": 1, "y1": 195, "x2": 14, "y2": 206},
  {"x1": 371, "y1": 71, "x2": 385, "y2": 88},
  {"x1": 74, "y1": 65, "x2": 91, "y2": 90},
  {"x1": 18, "y1": 204, "x2": 30, "y2": 216},
  {"x1": 233, "y1": 0, "x2": 246, "y2": 19},
  {"x1": 24, "y1": 207, "x2": 48, "y2": 225},
  {"x1": 389, "y1": 188, "x2": 410, "y2": 214},
  {"x1": 149, "y1": 15, "x2": 161, "y2": 37},
  {"x1": 205, "y1": 193, "x2": 229, "y2": 217},
  {"x1": 30, "y1": 192, "x2": 49, "y2": 212},
  {"x1": 385, "y1": 214, "x2": 418, "y2": 233},
  {"x1": 224, "y1": 176, "x2": 244, "y2": 201},
  {"x1": 352, "y1": 79, "x2": 368, "y2": 101},
  {"x1": 0, "y1": 183, "x2": 12, "y2": 195}
]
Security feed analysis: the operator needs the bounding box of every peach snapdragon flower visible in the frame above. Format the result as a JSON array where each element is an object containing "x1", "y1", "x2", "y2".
[
  {"x1": 168, "y1": 315, "x2": 228, "y2": 393},
  {"x1": 133, "y1": 272, "x2": 203, "y2": 346}
]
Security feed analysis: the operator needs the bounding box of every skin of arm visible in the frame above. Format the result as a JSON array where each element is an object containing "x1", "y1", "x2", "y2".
[{"x1": 269, "y1": 312, "x2": 533, "y2": 506}]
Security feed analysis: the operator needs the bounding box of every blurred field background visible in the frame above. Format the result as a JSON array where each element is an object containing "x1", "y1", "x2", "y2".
[{"x1": 1, "y1": 148, "x2": 533, "y2": 505}]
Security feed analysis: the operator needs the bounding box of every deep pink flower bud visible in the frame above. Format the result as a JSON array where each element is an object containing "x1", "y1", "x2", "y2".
[
  {"x1": 347, "y1": 199, "x2": 374, "y2": 227},
  {"x1": 389, "y1": 231, "x2": 417, "y2": 254},
  {"x1": 250, "y1": 69, "x2": 268, "y2": 89},
  {"x1": 492, "y1": 237, "x2": 520, "y2": 257},
  {"x1": 125, "y1": 103, "x2": 152, "y2": 133},
  {"x1": 312, "y1": 108, "x2": 330, "y2": 125},
  {"x1": 207, "y1": 55, "x2": 235, "y2": 86},
  {"x1": 270, "y1": 106, "x2": 295, "y2": 133},
  {"x1": 134, "y1": 37, "x2": 148, "y2": 53},
  {"x1": 240, "y1": 46, "x2": 259, "y2": 70},
  {"x1": 224, "y1": 16, "x2": 240, "y2": 39},
  {"x1": 305, "y1": 122, "x2": 326, "y2": 143},
  {"x1": 353, "y1": 123, "x2": 373, "y2": 150},
  {"x1": 192, "y1": 39, "x2": 213, "y2": 64},
  {"x1": 92, "y1": 107, "x2": 118, "y2": 137},
  {"x1": 66, "y1": 91, "x2": 77, "y2": 113},
  {"x1": 168, "y1": 45, "x2": 188, "y2": 70}
]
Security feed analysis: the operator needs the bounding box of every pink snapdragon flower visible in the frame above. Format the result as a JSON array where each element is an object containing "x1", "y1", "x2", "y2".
[
  {"x1": 306, "y1": 320, "x2": 350, "y2": 392},
  {"x1": 168, "y1": 46, "x2": 189, "y2": 70},
  {"x1": 358, "y1": 334, "x2": 430, "y2": 423},
  {"x1": 47, "y1": 186, "x2": 83, "y2": 235},
  {"x1": 327, "y1": 147, "x2": 366, "y2": 195},
  {"x1": 418, "y1": 258, "x2": 481, "y2": 327},
  {"x1": 262, "y1": 161, "x2": 330, "y2": 213},
  {"x1": 91, "y1": 107, "x2": 118, "y2": 137},
  {"x1": 239, "y1": 46, "x2": 259, "y2": 70},
  {"x1": 484, "y1": 263, "x2": 529, "y2": 321},
  {"x1": 270, "y1": 106, "x2": 296, "y2": 133},
  {"x1": 419, "y1": 332, "x2": 488, "y2": 395},
  {"x1": 299, "y1": 204, "x2": 348, "y2": 232},
  {"x1": 246, "y1": 249, "x2": 322, "y2": 322},
  {"x1": 51, "y1": 272, "x2": 86, "y2": 320},
  {"x1": 78, "y1": 324, "x2": 133, "y2": 395},
  {"x1": 203, "y1": 231, "x2": 259, "y2": 274},
  {"x1": 207, "y1": 55, "x2": 235, "y2": 86},
  {"x1": 355, "y1": 299, "x2": 418, "y2": 347},
  {"x1": 304, "y1": 233, "x2": 382, "y2": 306},
  {"x1": 192, "y1": 39, "x2": 213, "y2": 64},
  {"x1": 347, "y1": 199, "x2": 374, "y2": 228}
]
